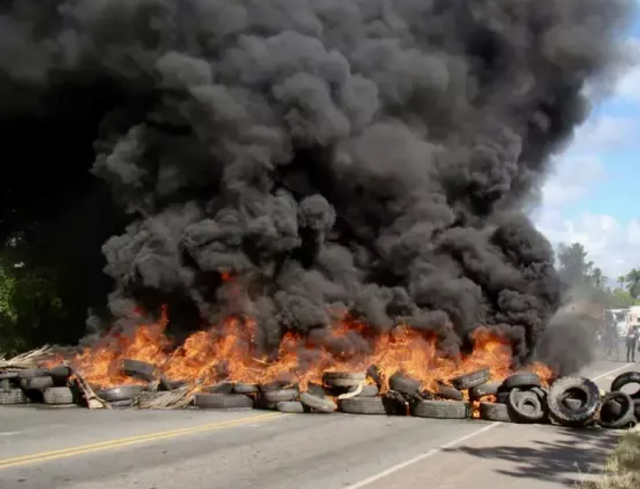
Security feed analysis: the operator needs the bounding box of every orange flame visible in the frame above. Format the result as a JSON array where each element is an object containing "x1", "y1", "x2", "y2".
[{"x1": 45, "y1": 304, "x2": 554, "y2": 392}]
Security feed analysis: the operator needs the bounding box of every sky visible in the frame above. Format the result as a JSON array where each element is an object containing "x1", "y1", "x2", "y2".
[{"x1": 533, "y1": 11, "x2": 640, "y2": 283}]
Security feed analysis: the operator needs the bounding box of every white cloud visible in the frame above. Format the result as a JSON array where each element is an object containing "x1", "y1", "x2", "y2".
[
  {"x1": 615, "y1": 37, "x2": 640, "y2": 102},
  {"x1": 533, "y1": 112, "x2": 640, "y2": 279}
]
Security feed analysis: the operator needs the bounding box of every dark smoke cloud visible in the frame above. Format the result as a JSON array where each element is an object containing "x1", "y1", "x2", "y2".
[{"x1": 0, "y1": 0, "x2": 634, "y2": 363}]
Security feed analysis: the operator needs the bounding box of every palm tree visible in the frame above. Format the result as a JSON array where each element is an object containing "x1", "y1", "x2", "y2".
[
  {"x1": 591, "y1": 267, "x2": 606, "y2": 288},
  {"x1": 626, "y1": 268, "x2": 640, "y2": 299},
  {"x1": 618, "y1": 275, "x2": 626, "y2": 289}
]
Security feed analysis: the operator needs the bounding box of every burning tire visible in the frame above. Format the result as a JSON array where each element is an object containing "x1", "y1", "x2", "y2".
[
  {"x1": 611, "y1": 371, "x2": 640, "y2": 400},
  {"x1": 434, "y1": 383, "x2": 464, "y2": 401},
  {"x1": 501, "y1": 372, "x2": 541, "y2": 390},
  {"x1": 339, "y1": 396, "x2": 392, "y2": 415},
  {"x1": 411, "y1": 400, "x2": 470, "y2": 419},
  {"x1": 0, "y1": 388, "x2": 28, "y2": 405},
  {"x1": 204, "y1": 382, "x2": 234, "y2": 394},
  {"x1": 194, "y1": 393, "x2": 254, "y2": 409},
  {"x1": 43, "y1": 387, "x2": 75, "y2": 405},
  {"x1": 451, "y1": 368, "x2": 491, "y2": 390},
  {"x1": 262, "y1": 389, "x2": 298, "y2": 403},
  {"x1": 122, "y1": 359, "x2": 158, "y2": 382},
  {"x1": 469, "y1": 382, "x2": 501, "y2": 401},
  {"x1": 599, "y1": 392, "x2": 636, "y2": 429},
  {"x1": 366, "y1": 365, "x2": 383, "y2": 386},
  {"x1": 507, "y1": 389, "x2": 546, "y2": 423},
  {"x1": 547, "y1": 376, "x2": 601, "y2": 427},
  {"x1": 97, "y1": 385, "x2": 145, "y2": 402},
  {"x1": 299, "y1": 392, "x2": 337, "y2": 413},
  {"x1": 48, "y1": 365, "x2": 72, "y2": 383},
  {"x1": 322, "y1": 372, "x2": 367, "y2": 388},
  {"x1": 479, "y1": 402, "x2": 513, "y2": 422},
  {"x1": 20, "y1": 376, "x2": 55, "y2": 391},
  {"x1": 389, "y1": 372, "x2": 421, "y2": 395},
  {"x1": 233, "y1": 383, "x2": 259, "y2": 394},
  {"x1": 354, "y1": 384, "x2": 379, "y2": 397},
  {"x1": 276, "y1": 401, "x2": 308, "y2": 413}
]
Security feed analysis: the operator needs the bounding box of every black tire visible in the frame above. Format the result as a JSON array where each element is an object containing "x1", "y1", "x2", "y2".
[
  {"x1": 255, "y1": 397, "x2": 277, "y2": 410},
  {"x1": 20, "y1": 376, "x2": 55, "y2": 391},
  {"x1": 507, "y1": 389, "x2": 546, "y2": 423},
  {"x1": 306, "y1": 382, "x2": 334, "y2": 397},
  {"x1": 389, "y1": 372, "x2": 421, "y2": 395},
  {"x1": 43, "y1": 387, "x2": 75, "y2": 405},
  {"x1": 122, "y1": 359, "x2": 158, "y2": 382},
  {"x1": 599, "y1": 392, "x2": 636, "y2": 429},
  {"x1": 299, "y1": 392, "x2": 337, "y2": 413},
  {"x1": 110, "y1": 399, "x2": 134, "y2": 408},
  {"x1": 0, "y1": 372, "x2": 19, "y2": 380},
  {"x1": 469, "y1": 382, "x2": 501, "y2": 401},
  {"x1": 563, "y1": 398, "x2": 584, "y2": 410},
  {"x1": 339, "y1": 397, "x2": 389, "y2": 415},
  {"x1": 479, "y1": 402, "x2": 513, "y2": 422},
  {"x1": 501, "y1": 372, "x2": 542, "y2": 390},
  {"x1": 634, "y1": 399, "x2": 640, "y2": 420},
  {"x1": 356, "y1": 385, "x2": 379, "y2": 397},
  {"x1": 0, "y1": 388, "x2": 28, "y2": 404},
  {"x1": 451, "y1": 368, "x2": 491, "y2": 390},
  {"x1": 411, "y1": 401, "x2": 470, "y2": 419},
  {"x1": 435, "y1": 383, "x2": 464, "y2": 401},
  {"x1": 548, "y1": 376, "x2": 601, "y2": 427},
  {"x1": 276, "y1": 401, "x2": 308, "y2": 413},
  {"x1": 48, "y1": 365, "x2": 72, "y2": 382},
  {"x1": 97, "y1": 385, "x2": 144, "y2": 402},
  {"x1": 194, "y1": 393, "x2": 254, "y2": 409},
  {"x1": 323, "y1": 372, "x2": 367, "y2": 388},
  {"x1": 203, "y1": 382, "x2": 234, "y2": 394},
  {"x1": 234, "y1": 383, "x2": 259, "y2": 394},
  {"x1": 16, "y1": 369, "x2": 49, "y2": 380},
  {"x1": 611, "y1": 371, "x2": 640, "y2": 399},
  {"x1": 262, "y1": 389, "x2": 298, "y2": 403},
  {"x1": 497, "y1": 391, "x2": 509, "y2": 404},
  {"x1": 159, "y1": 378, "x2": 187, "y2": 391}
]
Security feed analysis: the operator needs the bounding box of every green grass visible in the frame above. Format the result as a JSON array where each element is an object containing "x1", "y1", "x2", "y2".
[{"x1": 581, "y1": 430, "x2": 640, "y2": 489}]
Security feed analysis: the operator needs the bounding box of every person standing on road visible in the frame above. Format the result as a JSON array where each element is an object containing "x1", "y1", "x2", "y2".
[
  {"x1": 625, "y1": 325, "x2": 639, "y2": 362},
  {"x1": 605, "y1": 323, "x2": 620, "y2": 360}
]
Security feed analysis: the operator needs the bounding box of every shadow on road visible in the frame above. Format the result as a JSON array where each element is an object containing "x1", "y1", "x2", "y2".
[{"x1": 443, "y1": 426, "x2": 620, "y2": 486}]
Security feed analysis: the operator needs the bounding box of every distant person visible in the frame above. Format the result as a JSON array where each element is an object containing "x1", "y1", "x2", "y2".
[
  {"x1": 605, "y1": 324, "x2": 620, "y2": 360},
  {"x1": 626, "y1": 325, "x2": 639, "y2": 362}
]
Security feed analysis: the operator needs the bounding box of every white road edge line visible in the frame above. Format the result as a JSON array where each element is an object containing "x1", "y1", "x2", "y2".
[{"x1": 343, "y1": 362, "x2": 633, "y2": 489}]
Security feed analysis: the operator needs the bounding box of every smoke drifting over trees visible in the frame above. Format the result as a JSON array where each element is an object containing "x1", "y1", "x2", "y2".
[{"x1": 0, "y1": 0, "x2": 635, "y2": 364}]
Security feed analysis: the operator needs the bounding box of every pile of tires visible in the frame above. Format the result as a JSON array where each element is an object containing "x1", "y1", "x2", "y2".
[
  {"x1": 595, "y1": 371, "x2": 640, "y2": 430},
  {"x1": 0, "y1": 365, "x2": 78, "y2": 408},
  {"x1": 479, "y1": 372, "x2": 548, "y2": 423}
]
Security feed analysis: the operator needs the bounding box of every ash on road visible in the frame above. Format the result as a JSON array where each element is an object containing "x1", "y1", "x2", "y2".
[{"x1": 0, "y1": 361, "x2": 632, "y2": 489}]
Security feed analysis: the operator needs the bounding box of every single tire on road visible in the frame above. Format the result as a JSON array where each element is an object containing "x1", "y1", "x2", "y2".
[
  {"x1": 548, "y1": 376, "x2": 601, "y2": 427},
  {"x1": 339, "y1": 397, "x2": 390, "y2": 415},
  {"x1": 276, "y1": 401, "x2": 307, "y2": 413},
  {"x1": 479, "y1": 402, "x2": 513, "y2": 422},
  {"x1": 43, "y1": 387, "x2": 75, "y2": 405},
  {"x1": 0, "y1": 388, "x2": 28, "y2": 404},
  {"x1": 411, "y1": 400, "x2": 470, "y2": 419},
  {"x1": 194, "y1": 393, "x2": 254, "y2": 409},
  {"x1": 599, "y1": 392, "x2": 636, "y2": 429}
]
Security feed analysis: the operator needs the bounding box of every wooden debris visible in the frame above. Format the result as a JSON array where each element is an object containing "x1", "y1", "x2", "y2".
[
  {"x1": 0, "y1": 345, "x2": 54, "y2": 370},
  {"x1": 66, "y1": 362, "x2": 110, "y2": 409}
]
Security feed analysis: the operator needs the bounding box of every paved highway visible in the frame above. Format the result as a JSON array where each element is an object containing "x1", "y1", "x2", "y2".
[{"x1": 0, "y1": 361, "x2": 634, "y2": 489}]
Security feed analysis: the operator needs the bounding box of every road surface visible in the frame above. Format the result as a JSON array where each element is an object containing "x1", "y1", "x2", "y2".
[{"x1": 0, "y1": 360, "x2": 634, "y2": 489}]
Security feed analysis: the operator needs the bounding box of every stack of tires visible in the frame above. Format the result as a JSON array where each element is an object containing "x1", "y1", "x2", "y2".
[
  {"x1": 478, "y1": 372, "x2": 548, "y2": 423},
  {"x1": 0, "y1": 365, "x2": 78, "y2": 408},
  {"x1": 596, "y1": 371, "x2": 640, "y2": 430}
]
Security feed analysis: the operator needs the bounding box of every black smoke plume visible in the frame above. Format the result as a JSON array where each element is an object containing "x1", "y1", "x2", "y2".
[{"x1": 0, "y1": 0, "x2": 634, "y2": 365}]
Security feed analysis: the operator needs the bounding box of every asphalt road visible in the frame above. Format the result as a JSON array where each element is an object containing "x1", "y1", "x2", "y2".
[{"x1": 0, "y1": 360, "x2": 634, "y2": 489}]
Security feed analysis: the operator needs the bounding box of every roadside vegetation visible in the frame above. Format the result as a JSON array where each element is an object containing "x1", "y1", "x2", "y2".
[{"x1": 581, "y1": 429, "x2": 640, "y2": 489}]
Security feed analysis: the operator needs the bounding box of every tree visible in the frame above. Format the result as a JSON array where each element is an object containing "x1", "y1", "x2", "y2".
[
  {"x1": 607, "y1": 288, "x2": 637, "y2": 309},
  {"x1": 626, "y1": 268, "x2": 640, "y2": 300},
  {"x1": 618, "y1": 276, "x2": 626, "y2": 289},
  {"x1": 557, "y1": 242, "x2": 593, "y2": 286},
  {"x1": 590, "y1": 267, "x2": 606, "y2": 289}
]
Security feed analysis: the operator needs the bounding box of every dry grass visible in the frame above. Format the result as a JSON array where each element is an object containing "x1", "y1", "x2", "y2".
[{"x1": 580, "y1": 429, "x2": 640, "y2": 489}]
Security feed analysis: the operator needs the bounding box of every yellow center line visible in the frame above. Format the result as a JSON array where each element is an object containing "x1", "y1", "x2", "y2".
[{"x1": 0, "y1": 412, "x2": 284, "y2": 470}]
